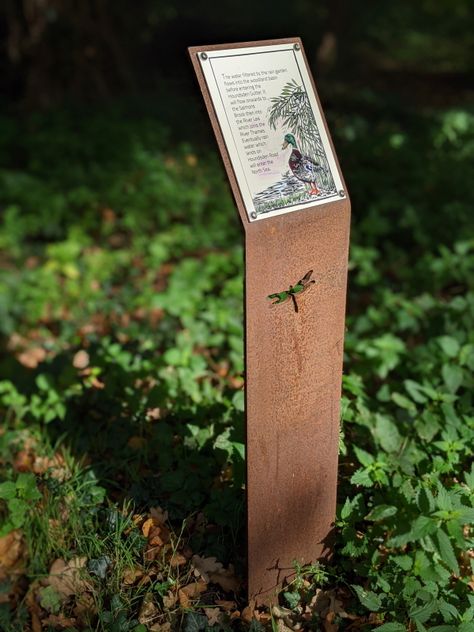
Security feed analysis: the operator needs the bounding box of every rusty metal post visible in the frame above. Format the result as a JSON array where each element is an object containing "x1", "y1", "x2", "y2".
[{"x1": 189, "y1": 38, "x2": 350, "y2": 603}]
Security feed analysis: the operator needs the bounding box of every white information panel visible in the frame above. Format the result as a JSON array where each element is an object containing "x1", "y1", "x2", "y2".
[{"x1": 198, "y1": 43, "x2": 345, "y2": 222}]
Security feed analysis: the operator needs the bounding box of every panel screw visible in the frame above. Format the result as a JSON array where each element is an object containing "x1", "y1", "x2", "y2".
[
  {"x1": 250, "y1": 212, "x2": 257, "y2": 219},
  {"x1": 294, "y1": 43, "x2": 300, "y2": 51},
  {"x1": 339, "y1": 189, "x2": 345, "y2": 197},
  {"x1": 200, "y1": 52, "x2": 208, "y2": 60}
]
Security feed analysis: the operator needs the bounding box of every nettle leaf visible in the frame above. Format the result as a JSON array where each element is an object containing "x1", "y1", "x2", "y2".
[
  {"x1": 404, "y1": 380, "x2": 428, "y2": 404},
  {"x1": 435, "y1": 530, "x2": 460, "y2": 575},
  {"x1": 410, "y1": 515, "x2": 438, "y2": 540},
  {"x1": 392, "y1": 555, "x2": 413, "y2": 571},
  {"x1": 340, "y1": 494, "x2": 363, "y2": 521},
  {"x1": 232, "y1": 389, "x2": 244, "y2": 412},
  {"x1": 365, "y1": 504, "x2": 397, "y2": 522},
  {"x1": 416, "y1": 486, "x2": 436, "y2": 514},
  {"x1": 414, "y1": 411, "x2": 441, "y2": 442},
  {"x1": 408, "y1": 590, "x2": 437, "y2": 624},
  {"x1": 458, "y1": 505, "x2": 474, "y2": 523},
  {"x1": 374, "y1": 414, "x2": 403, "y2": 453},
  {"x1": 441, "y1": 364, "x2": 464, "y2": 394},
  {"x1": 16, "y1": 472, "x2": 41, "y2": 502},
  {"x1": 438, "y1": 599, "x2": 460, "y2": 623},
  {"x1": 353, "y1": 446, "x2": 374, "y2": 467},
  {"x1": 8, "y1": 498, "x2": 29, "y2": 527},
  {"x1": 438, "y1": 336, "x2": 460, "y2": 359},
  {"x1": 464, "y1": 463, "x2": 474, "y2": 491},
  {"x1": 352, "y1": 585, "x2": 382, "y2": 611},
  {"x1": 391, "y1": 392, "x2": 416, "y2": 414},
  {"x1": 0, "y1": 481, "x2": 17, "y2": 500},
  {"x1": 436, "y1": 485, "x2": 454, "y2": 511},
  {"x1": 376, "y1": 624, "x2": 406, "y2": 632},
  {"x1": 351, "y1": 468, "x2": 373, "y2": 487}
]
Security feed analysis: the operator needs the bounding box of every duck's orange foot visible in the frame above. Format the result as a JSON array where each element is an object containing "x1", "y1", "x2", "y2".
[{"x1": 309, "y1": 185, "x2": 320, "y2": 195}]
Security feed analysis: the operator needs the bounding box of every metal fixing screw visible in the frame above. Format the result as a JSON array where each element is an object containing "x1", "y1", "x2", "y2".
[
  {"x1": 294, "y1": 43, "x2": 300, "y2": 51},
  {"x1": 200, "y1": 52, "x2": 208, "y2": 61},
  {"x1": 250, "y1": 212, "x2": 257, "y2": 219},
  {"x1": 339, "y1": 189, "x2": 345, "y2": 197}
]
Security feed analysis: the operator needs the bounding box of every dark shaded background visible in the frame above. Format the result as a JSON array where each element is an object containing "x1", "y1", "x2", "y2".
[{"x1": 2, "y1": 1, "x2": 474, "y2": 110}]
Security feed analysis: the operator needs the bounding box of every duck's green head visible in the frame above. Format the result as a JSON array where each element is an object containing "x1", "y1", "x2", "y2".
[{"x1": 282, "y1": 133, "x2": 297, "y2": 150}]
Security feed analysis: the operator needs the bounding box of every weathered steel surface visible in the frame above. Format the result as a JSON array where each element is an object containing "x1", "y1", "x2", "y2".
[{"x1": 189, "y1": 38, "x2": 350, "y2": 603}]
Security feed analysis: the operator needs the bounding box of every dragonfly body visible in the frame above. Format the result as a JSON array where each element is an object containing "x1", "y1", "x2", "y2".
[{"x1": 267, "y1": 270, "x2": 315, "y2": 313}]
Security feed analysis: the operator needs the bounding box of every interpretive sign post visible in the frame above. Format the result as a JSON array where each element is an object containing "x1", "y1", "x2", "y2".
[{"x1": 189, "y1": 38, "x2": 350, "y2": 603}]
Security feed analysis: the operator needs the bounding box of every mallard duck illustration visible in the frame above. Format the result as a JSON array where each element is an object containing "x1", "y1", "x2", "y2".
[{"x1": 282, "y1": 133, "x2": 325, "y2": 195}]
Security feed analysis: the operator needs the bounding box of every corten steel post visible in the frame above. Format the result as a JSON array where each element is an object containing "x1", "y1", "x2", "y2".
[{"x1": 189, "y1": 38, "x2": 350, "y2": 603}]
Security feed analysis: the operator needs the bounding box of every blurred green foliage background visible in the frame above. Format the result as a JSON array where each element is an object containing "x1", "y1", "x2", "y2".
[{"x1": 1, "y1": 1, "x2": 474, "y2": 630}]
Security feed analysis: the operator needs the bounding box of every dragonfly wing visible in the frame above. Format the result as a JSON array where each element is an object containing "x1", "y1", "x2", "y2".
[{"x1": 298, "y1": 269, "x2": 314, "y2": 285}]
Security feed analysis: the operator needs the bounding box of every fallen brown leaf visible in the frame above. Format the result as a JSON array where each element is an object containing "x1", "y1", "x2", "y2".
[
  {"x1": 168, "y1": 552, "x2": 187, "y2": 567},
  {"x1": 25, "y1": 581, "x2": 43, "y2": 632},
  {"x1": 17, "y1": 346, "x2": 46, "y2": 368},
  {"x1": 142, "y1": 518, "x2": 155, "y2": 537},
  {"x1": 178, "y1": 580, "x2": 207, "y2": 608},
  {"x1": 13, "y1": 449, "x2": 35, "y2": 472},
  {"x1": 150, "y1": 506, "x2": 169, "y2": 523},
  {"x1": 324, "y1": 610, "x2": 339, "y2": 632},
  {"x1": 146, "y1": 408, "x2": 162, "y2": 421},
  {"x1": 276, "y1": 619, "x2": 294, "y2": 632},
  {"x1": 73, "y1": 591, "x2": 97, "y2": 624},
  {"x1": 208, "y1": 563, "x2": 240, "y2": 593},
  {"x1": 241, "y1": 600, "x2": 256, "y2": 623},
  {"x1": 149, "y1": 622, "x2": 171, "y2": 632},
  {"x1": 33, "y1": 452, "x2": 69, "y2": 480},
  {"x1": 0, "y1": 530, "x2": 26, "y2": 581},
  {"x1": 204, "y1": 607, "x2": 222, "y2": 626},
  {"x1": 73, "y1": 350, "x2": 90, "y2": 369},
  {"x1": 272, "y1": 605, "x2": 292, "y2": 620},
  {"x1": 162, "y1": 590, "x2": 177, "y2": 609},
  {"x1": 122, "y1": 567, "x2": 143, "y2": 585},
  {"x1": 139, "y1": 595, "x2": 160, "y2": 626},
  {"x1": 42, "y1": 614, "x2": 77, "y2": 629},
  {"x1": 45, "y1": 557, "x2": 90, "y2": 599},
  {"x1": 192, "y1": 554, "x2": 223, "y2": 582},
  {"x1": 128, "y1": 436, "x2": 146, "y2": 450}
]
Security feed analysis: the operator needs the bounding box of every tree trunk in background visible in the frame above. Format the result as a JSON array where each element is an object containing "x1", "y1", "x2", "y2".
[{"x1": 2, "y1": 0, "x2": 136, "y2": 107}]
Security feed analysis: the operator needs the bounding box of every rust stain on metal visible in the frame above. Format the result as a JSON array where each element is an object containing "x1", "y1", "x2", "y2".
[{"x1": 189, "y1": 38, "x2": 350, "y2": 604}]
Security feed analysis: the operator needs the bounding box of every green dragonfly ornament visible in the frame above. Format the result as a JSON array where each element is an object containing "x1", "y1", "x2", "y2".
[{"x1": 267, "y1": 270, "x2": 316, "y2": 313}]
